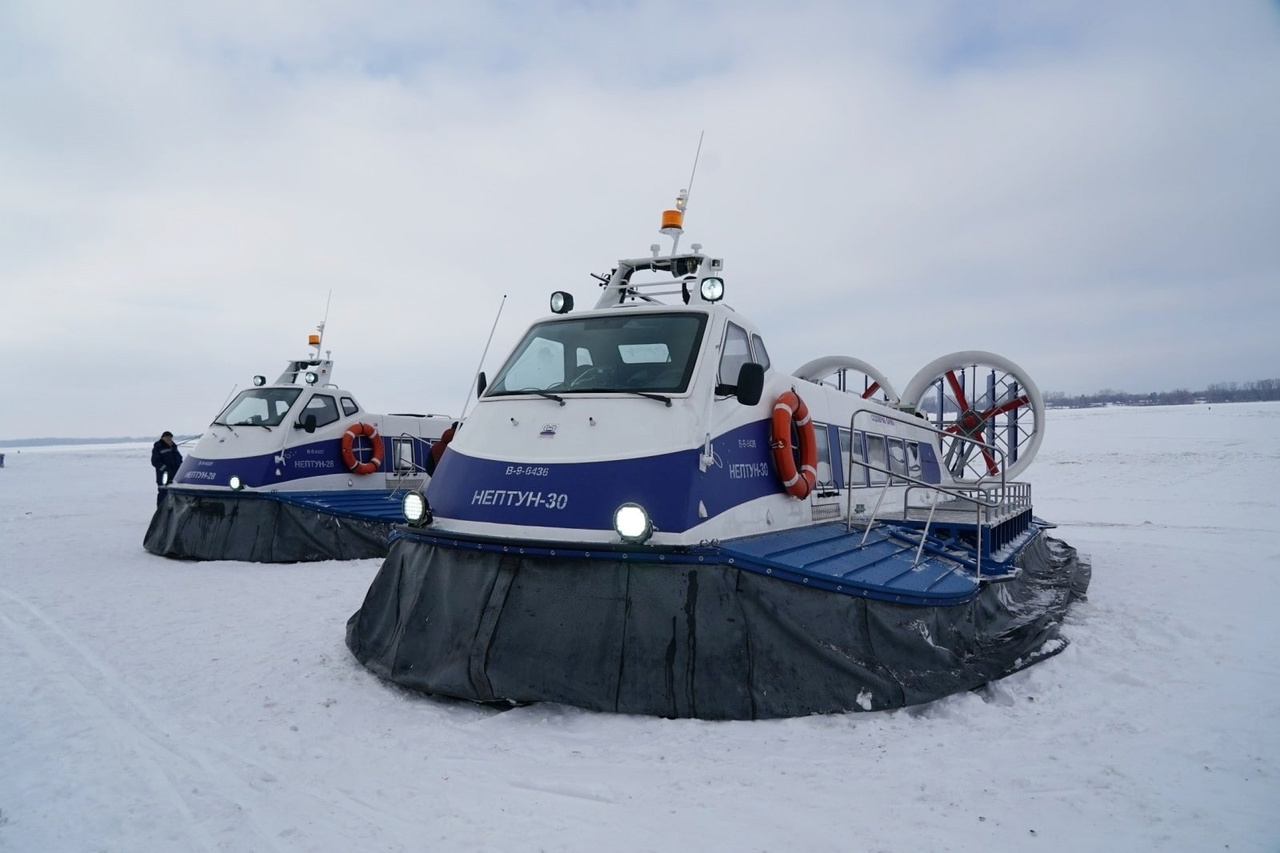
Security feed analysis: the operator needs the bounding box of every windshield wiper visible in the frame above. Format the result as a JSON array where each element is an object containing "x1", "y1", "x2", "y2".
[
  {"x1": 230, "y1": 422, "x2": 273, "y2": 430},
  {"x1": 529, "y1": 390, "x2": 565, "y2": 406},
  {"x1": 619, "y1": 390, "x2": 672, "y2": 407}
]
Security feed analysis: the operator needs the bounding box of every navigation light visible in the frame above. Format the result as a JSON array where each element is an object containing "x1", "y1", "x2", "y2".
[
  {"x1": 550, "y1": 291, "x2": 574, "y2": 314},
  {"x1": 613, "y1": 503, "x2": 653, "y2": 544},
  {"x1": 700, "y1": 277, "x2": 725, "y2": 302},
  {"x1": 403, "y1": 491, "x2": 432, "y2": 527}
]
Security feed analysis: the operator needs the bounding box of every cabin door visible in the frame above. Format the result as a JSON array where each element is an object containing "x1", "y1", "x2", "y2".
[{"x1": 808, "y1": 422, "x2": 845, "y2": 522}]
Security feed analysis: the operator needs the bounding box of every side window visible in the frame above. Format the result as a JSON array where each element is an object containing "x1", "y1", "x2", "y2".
[
  {"x1": 303, "y1": 394, "x2": 340, "y2": 428},
  {"x1": 866, "y1": 433, "x2": 888, "y2": 485},
  {"x1": 718, "y1": 322, "x2": 751, "y2": 385},
  {"x1": 341, "y1": 397, "x2": 359, "y2": 417},
  {"x1": 750, "y1": 334, "x2": 771, "y2": 372},
  {"x1": 813, "y1": 424, "x2": 832, "y2": 488},
  {"x1": 393, "y1": 438, "x2": 415, "y2": 472},
  {"x1": 906, "y1": 441, "x2": 922, "y2": 479},
  {"x1": 840, "y1": 428, "x2": 868, "y2": 488},
  {"x1": 887, "y1": 437, "x2": 907, "y2": 482}
]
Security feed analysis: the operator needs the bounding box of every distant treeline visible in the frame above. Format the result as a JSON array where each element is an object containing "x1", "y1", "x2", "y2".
[
  {"x1": 0, "y1": 435, "x2": 200, "y2": 449},
  {"x1": 1045, "y1": 379, "x2": 1280, "y2": 408}
]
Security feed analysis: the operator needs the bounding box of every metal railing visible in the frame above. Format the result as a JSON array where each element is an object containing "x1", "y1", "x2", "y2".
[
  {"x1": 386, "y1": 431, "x2": 435, "y2": 499},
  {"x1": 841, "y1": 405, "x2": 1021, "y2": 577}
]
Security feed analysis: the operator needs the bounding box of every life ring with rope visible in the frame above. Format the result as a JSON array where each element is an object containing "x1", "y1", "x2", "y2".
[
  {"x1": 340, "y1": 422, "x2": 383, "y2": 475},
  {"x1": 770, "y1": 390, "x2": 817, "y2": 499}
]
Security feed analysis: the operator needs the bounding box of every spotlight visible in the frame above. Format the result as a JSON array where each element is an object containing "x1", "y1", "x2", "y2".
[
  {"x1": 403, "y1": 491, "x2": 432, "y2": 526},
  {"x1": 613, "y1": 503, "x2": 653, "y2": 544},
  {"x1": 699, "y1": 277, "x2": 725, "y2": 302},
  {"x1": 550, "y1": 291, "x2": 574, "y2": 314},
  {"x1": 252, "y1": 375, "x2": 266, "y2": 387},
  {"x1": 304, "y1": 371, "x2": 319, "y2": 385},
  {"x1": 229, "y1": 475, "x2": 244, "y2": 491}
]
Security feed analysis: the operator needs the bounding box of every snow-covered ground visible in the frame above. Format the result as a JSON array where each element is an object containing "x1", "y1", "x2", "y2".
[{"x1": 2, "y1": 403, "x2": 1278, "y2": 852}]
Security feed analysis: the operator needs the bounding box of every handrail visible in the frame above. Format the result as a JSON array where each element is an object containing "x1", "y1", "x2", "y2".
[
  {"x1": 843, "y1": 404, "x2": 1015, "y2": 578},
  {"x1": 845, "y1": 406, "x2": 1006, "y2": 521},
  {"x1": 845, "y1": 454, "x2": 1003, "y2": 575},
  {"x1": 912, "y1": 491, "x2": 941, "y2": 569},
  {"x1": 841, "y1": 452, "x2": 1005, "y2": 524},
  {"x1": 386, "y1": 431, "x2": 434, "y2": 500},
  {"x1": 851, "y1": 404, "x2": 1009, "y2": 495},
  {"x1": 902, "y1": 485, "x2": 991, "y2": 576}
]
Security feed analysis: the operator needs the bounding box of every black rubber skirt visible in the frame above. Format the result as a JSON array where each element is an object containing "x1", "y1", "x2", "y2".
[
  {"x1": 345, "y1": 530, "x2": 1090, "y2": 719},
  {"x1": 144, "y1": 491, "x2": 391, "y2": 563}
]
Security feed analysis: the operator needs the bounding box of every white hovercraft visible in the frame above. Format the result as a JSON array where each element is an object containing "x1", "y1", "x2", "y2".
[
  {"x1": 346, "y1": 191, "x2": 1090, "y2": 718},
  {"x1": 145, "y1": 325, "x2": 454, "y2": 563}
]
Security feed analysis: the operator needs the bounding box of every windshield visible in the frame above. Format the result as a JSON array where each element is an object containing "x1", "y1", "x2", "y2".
[
  {"x1": 213, "y1": 387, "x2": 303, "y2": 427},
  {"x1": 487, "y1": 312, "x2": 708, "y2": 396}
]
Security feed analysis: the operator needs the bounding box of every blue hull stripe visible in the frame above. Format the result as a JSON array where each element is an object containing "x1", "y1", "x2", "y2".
[
  {"x1": 174, "y1": 435, "x2": 433, "y2": 489},
  {"x1": 427, "y1": 420, "x2": 780, "y2": 534}
]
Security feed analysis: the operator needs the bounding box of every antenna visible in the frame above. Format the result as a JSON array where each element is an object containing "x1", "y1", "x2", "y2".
[
  {"x1": 663, "y1": 131, "x2": 704, "y2": 255},
  {"x1": 311, "y1": 290, "x2": 332, "y2": 360},
  {"x1": 684, "y1": 130, "x2": 704, "y2": 210},
  {"x1": 460, "y1": 295, "x2": 507, "y2": 418},
  {"x1": 216, "y1": 383, "x2": 241, "y2": 436}
]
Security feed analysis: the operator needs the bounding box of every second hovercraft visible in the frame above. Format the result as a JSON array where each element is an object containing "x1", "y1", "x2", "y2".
[{"x1": 145, "y1": 325, "x2": 455, "y2": 563}]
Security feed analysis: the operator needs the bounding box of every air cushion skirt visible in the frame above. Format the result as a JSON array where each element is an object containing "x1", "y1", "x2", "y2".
[
  {"x1": 145, "y1": 491, "x2": 391, "y2": 563},
  {"x1": 344, "y1": 530, "x2": 1090, "y2": 719}
]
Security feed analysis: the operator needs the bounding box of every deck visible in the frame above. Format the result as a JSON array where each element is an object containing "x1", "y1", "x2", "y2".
[
  {"x1": 268, "y1": 489, "x2": 406, "y2": 522},
  {"x1": 715, "y1": 521, "x2": 992, "y2": 606}
]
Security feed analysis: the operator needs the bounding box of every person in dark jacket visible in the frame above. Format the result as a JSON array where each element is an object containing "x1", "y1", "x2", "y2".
[
  {"x1": 151, "y1": 431, "x2": 183, "y2": 505},
  {"x1": 424, "y1": 422, "x2": 458, "y2": 477}
]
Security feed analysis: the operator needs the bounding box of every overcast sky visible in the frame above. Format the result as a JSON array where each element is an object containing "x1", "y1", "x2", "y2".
[{"x1": 3, "y1": 1, "x2": 1278, "y2": 439}]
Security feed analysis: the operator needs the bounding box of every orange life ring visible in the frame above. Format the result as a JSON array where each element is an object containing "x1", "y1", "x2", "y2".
[
  {"x1": 770, "y1": 390, "x2": 817, "y2": 499},
  {"x1": 340, "y1": 422, "x2": 383, "y2": 475}
]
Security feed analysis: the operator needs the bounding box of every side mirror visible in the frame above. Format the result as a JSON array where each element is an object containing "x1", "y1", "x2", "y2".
[
  {"x1": 302, "y1": 414, "x2": 317, "y2": 434},
  {"x1": 735, "y1": 362, "x2": 765, "y2": 407},
  {"x1": 476, "y1": 371, "x2": 487, "y2": 398}
]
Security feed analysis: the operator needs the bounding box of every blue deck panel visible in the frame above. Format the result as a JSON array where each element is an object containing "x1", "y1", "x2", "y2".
[
  {"x1": 839, "y1": 552, "x2": 973, "y2": 596},
  {"x1": 718, "y1": 522, "x2": 981, "y2": 605},
  {"x1": 270, "y1": 489, "x2": 405, "y2": 522}
]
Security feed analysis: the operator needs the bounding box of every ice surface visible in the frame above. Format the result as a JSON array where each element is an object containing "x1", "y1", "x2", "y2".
[{"x1": 2, "y1": 405, "x2": 1278, "y2": 851}]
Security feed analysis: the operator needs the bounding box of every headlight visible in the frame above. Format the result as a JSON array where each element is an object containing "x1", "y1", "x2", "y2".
[
  {"x1": 403, "y1": 491, "x2": 432, "y2": 526},
  {"x1": 229, "y1": 475, "x2": 244, "y2": 491},
  {"x1": 304, "y1": 371, "x2": 319, "y2": 385},
  {"x1": 699, "y1": 277, "x2": 725, "y2": 302},
  {"x1": 549, "y1": 291, "x2": 574, "y2": 314},
  {"x1": 252, "y1": 375, "x2": 266, "y2": 387},
  {"x1": 613, "y1": 503, "x2": 653, "y2": 544}
]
